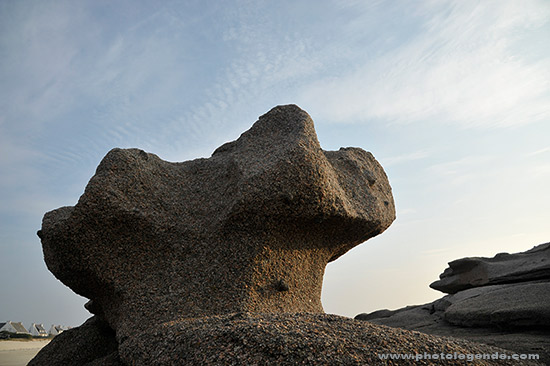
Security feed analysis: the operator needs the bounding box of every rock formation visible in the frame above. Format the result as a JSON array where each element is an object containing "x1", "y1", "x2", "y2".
[
  {"x1": 27, "y1": 317, "x2": 121, "y2": 365},
  {"x1": 357, "y1": 242, "x2": 550, "y2": 364},
  {"x1": 36, "y1": 104, "x2": 395, "y2": 336},
  {"x1": 30, "y1": 312, "x2": 542, "y2": 366},
  {"x1": 431, "y1": 243, "x2": 550, "y2": 294},
  {"x1": 31, "y1": 105, "x2": 541, "y2": 365}
]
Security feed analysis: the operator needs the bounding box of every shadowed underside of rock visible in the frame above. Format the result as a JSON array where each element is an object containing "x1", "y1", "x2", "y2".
[
  {"x1": 28, "y1": 316, "x2": 121, "y2": 366},
  {"x1": 37, "y1": 105, "x2": 395, "y2": 342}
]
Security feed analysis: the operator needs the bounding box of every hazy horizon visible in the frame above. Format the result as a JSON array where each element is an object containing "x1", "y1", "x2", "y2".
[{"x1": 1, "y1": 0, "x2": 549, "y2": 328}]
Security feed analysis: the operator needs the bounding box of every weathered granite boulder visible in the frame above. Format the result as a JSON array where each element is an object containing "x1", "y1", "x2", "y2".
[
  {"x1": 35, "y1": 105, "x2": 398, "y2": 365},
  {"x1": 431, "y1": 242, "x2": 550, "y2": 294},
  {"x1": 356, "y1": 242, "x2": 550, "y2": 364}
]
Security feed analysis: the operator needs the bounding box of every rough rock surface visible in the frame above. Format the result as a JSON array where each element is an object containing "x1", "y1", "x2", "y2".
[
  {"x1": 431, "y1": 242, "x2": 550, "y2": 294},
  {"x1": 37, "y1": 105, "x2": 395, "y2": 342},
  {"x1": 28, "y1": 316, "x2": 122, "y2": 366},
  {"x1": 54, "y1": 313, "x2": 543, "y2": 366},
  {"x1": 126, "y1": 312, "x2": 545, "y2": 365},
  {"x1": 444, "y1": 281, "x2": 550, "y2": 328},
  {"x1": 34, "y1": 105, "x2": 401, "y2": 365},
  {"x1": 36, "y1": 104, "x2": 541, "y2": 365},
  {"x1": 356, "y1": 242, "x2": 550, "y2": 364}
]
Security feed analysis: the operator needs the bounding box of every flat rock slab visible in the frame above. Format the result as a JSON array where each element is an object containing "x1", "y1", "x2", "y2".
[
  {"x1": 431, "y1": 242, "x2": 550, "y2": 294},
  {"x1": 444, "y1": 281, "x2": 550, "y2": 328},
  {"x1": 361, "y1": 308, "x2": 550, "y2": 366},
  {"x1": 357, "y1": 243, "x2": 550, "y2": 364}
]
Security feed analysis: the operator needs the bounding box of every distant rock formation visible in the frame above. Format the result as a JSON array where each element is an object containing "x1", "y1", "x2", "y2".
[
  {"x1": 430, "y1": 243, "x2": 550, "y2": 294},
  {"x1": 31, "y1": 105, "x2": 539, "y2": 365},
  {"x1": 356, "y1": 242, "x2": 550, "y2": 364}
]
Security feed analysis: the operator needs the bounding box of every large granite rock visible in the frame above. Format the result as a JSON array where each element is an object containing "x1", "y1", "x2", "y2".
[
  {"x1": 356, "y1": 242, "x2": 550, "y2": 364},
  {"x1": 37, "y1": 105, "x2": 395, "y2": 338},
  {"x1": 35, "y1": 105, "x2": 398, "y2": 365},
  {"x1": 431, "y1": 242, "x2": 550, "y2": 294},
  {"x1": 37, "y1": 104, "x2": 541, "y2": 365}
]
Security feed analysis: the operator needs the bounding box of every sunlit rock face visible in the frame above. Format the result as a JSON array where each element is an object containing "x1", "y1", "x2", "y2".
[{"x1": 37, "y1": 104, "x2": 395, "y2": 340}]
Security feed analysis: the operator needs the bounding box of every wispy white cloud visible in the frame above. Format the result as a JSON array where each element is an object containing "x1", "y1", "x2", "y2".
[
  {"x1": 429, "y1": 155, "x2": 496, "y2": 173},
  {"x1": 299, "y1": 0, "x2": 550, "y2": 128},
  {"x1": 525, "y1": 146, "x2": 550, "y2": 157},
  {"x1": 1, "y1": 2, "x2": 224, "y2": 166},
  {"x1": 397, "y1": 208, "x2": 417, "y2": 216},
  {"x1": 427, "y1": 155, "x2": 497, "y2": 187},
  {"x1": 380, "y1": 150, "x2": 431, "y2": 166},
  {"x1": 0, "y1": 2, "x2": 85, "y2": 129}
]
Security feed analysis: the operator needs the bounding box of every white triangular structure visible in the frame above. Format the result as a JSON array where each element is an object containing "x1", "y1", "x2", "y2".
[
  {"x1": 48, "y1": 324, "x2": 67, "y2": 336},
  {"x1": 29, "y1": 323, "x2": 48, "y2": 337},
  {"x1": 0, "y1": 321, "x2": 29, "y2": 335}
]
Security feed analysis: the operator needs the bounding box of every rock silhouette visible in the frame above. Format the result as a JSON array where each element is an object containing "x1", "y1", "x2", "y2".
[{"x1": 357, "y1": 242, "x2": 550, "y2": 364}]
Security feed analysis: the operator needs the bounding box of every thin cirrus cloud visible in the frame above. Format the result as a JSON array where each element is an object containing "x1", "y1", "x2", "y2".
[
  {"x1": 427, "y1": 155, "x2": 497, "y2": 185},
  {"x1": 299, "y1": 0, "x2": 550, "y2": 128},
  {"x1": 380, "y1": 150, "x2": 431, "y2": 167},
  {"x1": 525, "y1": 147, "x2": 550, "y2": 157}
]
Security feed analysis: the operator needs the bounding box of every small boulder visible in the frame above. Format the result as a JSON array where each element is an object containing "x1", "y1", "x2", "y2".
[{"x1": 28, "y1": 316, "x2": 121, "y2": 366}]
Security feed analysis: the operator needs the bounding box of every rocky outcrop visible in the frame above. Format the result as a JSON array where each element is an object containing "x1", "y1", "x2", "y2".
[
  {"x1": 431, "y1": 242, "x2": 550, "y2": 294},
  {"x1": 28, "y1": 316, "x2": 122, "y2": 366},
  {"x1": 33, "y1": 314, "x2": 542, "y2": 366},
  {"x1": 356, "y1": 242, "x2": 550, "y2": 364},
  {"x1": 116, "y1": 312, "x2": 541, "y2": 366},
  {"x1": 33, "y1": 104, "x2": 542, "y2": 365},
  {"x1": 444, "y1": 281, "x2": 550, "y2": 328},
  {"x1": 36, "y1": 105, "x2": 395, "y2": 341},
  {"x1": 33, "y1": 105, "x2": 396, "y2": 365}
]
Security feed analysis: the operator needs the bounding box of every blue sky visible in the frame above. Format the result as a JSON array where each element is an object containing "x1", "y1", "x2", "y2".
[{"x1": 1, "y1": 0, "x2": 549, "y2": 328}]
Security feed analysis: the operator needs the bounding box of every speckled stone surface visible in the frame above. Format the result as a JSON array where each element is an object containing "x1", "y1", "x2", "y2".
[
  {"x1": 28, "y1": 316, "x2": 121, "y2": 366},
  {"x1": 37, "y1": 104, "x2": 395, "y2": 340},
  {"x1": 32, "y1": 313, "x2": 544, "y2": 366},
  {"x1": 34, "y1": 105, "x2": 545, "y2": 365},
  {"x1": 121, "y1": 313, "x2": 543, "y2": 365}
]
